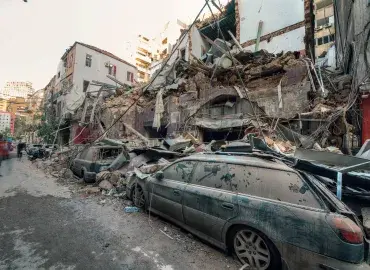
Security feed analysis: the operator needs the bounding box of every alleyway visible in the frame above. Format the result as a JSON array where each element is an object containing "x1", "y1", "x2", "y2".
[{"x1": 0, "y1": 155, "x2": 240, "y2": 270}]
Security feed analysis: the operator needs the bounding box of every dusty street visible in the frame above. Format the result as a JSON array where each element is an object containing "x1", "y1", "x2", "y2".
[{"x1": 0, "y1": 154, "x2": 240, "y2": 270}]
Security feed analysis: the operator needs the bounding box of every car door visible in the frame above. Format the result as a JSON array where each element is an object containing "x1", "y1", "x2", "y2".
[
  {"x1": 148, "y1": 160, "x2": 197, "y2": 224},
  {"x1": 183, "y1": 161, "x2": 239, "y2": 241},
  {"x1": 73, "y1": 149, "x2": 89, "y2": 176}
]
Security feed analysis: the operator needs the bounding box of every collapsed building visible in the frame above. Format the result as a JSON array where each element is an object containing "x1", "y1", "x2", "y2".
[{"x1": 59, "y1": 0, "x2": 365, "y2": 157}]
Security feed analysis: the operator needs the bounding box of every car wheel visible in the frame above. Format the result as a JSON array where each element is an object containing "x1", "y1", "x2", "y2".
[
  {"x1": 131, "y1": 185, "x2": 145, "y2": 208},
  {"x1": 229, "y1": 226, "x2": 281, "y2": 270}
]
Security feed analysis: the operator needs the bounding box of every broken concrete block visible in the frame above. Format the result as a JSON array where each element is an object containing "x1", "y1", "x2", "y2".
[
  {"x1": 84, "y1": 187, "x2": 101, "y2": 195},
  {"x1": 109, "y1": 171, "x2": 121, "y2": 185},
  {"x1": 99, "y1": 180, "x2": 113, "y2": 190}
]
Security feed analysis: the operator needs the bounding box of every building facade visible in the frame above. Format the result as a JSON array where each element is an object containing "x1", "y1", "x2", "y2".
[
  {"x1": 136, "y1": 35, "x2": 152, "y2": 82},
  {"x1": 1, "y1": 81, "x2": 33, "y2": 99},
  {"x1": 54, "y1": 42, "x2": 137, "y2": 118},
  {"x1": 136, "y1": 21, "x2": 186, "y2": 82},
  {"x1": 0, "y1": 111, "x2": 15, "y2": 134},
  {"x1": 314, "y1": 0, "x2": 335, "y2": 58}
]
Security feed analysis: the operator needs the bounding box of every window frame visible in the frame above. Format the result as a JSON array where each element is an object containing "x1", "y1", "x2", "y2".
[{"x1": 85, "y1": 54, "x2": 92, "y2": 67}]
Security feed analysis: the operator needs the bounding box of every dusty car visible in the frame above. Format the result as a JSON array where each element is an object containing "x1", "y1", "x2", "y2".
[
  {"x1": 70, "y1": 146, "x2": 122, "y2": 183},
  {"x1": 127, "y1": 152, "x2": 370, "y2": 270}
]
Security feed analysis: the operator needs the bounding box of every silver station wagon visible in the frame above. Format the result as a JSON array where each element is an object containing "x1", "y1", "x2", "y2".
[{"x1": 127, "y1": 153, "x2": 369, "y2": 270}]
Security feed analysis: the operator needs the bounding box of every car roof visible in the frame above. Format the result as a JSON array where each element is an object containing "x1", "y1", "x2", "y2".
[{"x1": 180, "y1": 153, "x2": 296, "y2": 172}]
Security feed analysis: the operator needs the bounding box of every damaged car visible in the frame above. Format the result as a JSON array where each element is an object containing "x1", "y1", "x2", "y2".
[
  {"x1": 127, "y1": 152, "x2": 369, "y2": 270},
  {"x1": 70, "y1": 145, "x2": 123, "y2": 183}
]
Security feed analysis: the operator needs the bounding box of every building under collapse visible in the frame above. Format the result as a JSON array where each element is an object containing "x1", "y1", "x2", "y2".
[{"x1": 55, "y1": 0, "x2": 368, "y2": 155}]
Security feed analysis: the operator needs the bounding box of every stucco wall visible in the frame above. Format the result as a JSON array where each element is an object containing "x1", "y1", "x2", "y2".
[
  {"x1": 73, "y1": 43, "x2": 137, "y2": 93},
  {"x1": 238, "y1": 0, "x2": 305, "y2": 45},
  {"x1": 243, "y1": 27, "x2": 306, "y2": 54}
]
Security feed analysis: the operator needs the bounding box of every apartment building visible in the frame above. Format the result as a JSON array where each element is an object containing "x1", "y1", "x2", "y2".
[
  {"x1": 54, "y1": 41, "x2": 137, "y2": 117},
  {"x1": 0, "y1": 81, "x2": 33, "y2": 99},
  {"x1": 314, "y1": 0, "x2": 335, "y2": 58},
  {"x1": 136, "y1": 21, "x2": 186, "y2": 82},
  {"x1": 136, "y1": 35, "x2": 152, "y2": 83},
  {"x1": 0, "y1": 111, "x2": 15, "y2": 134}
]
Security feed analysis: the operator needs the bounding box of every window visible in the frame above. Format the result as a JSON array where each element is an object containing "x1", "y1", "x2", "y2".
[
  {"x1": 108, "y1": 65, "x2": 117, "y2": 76},
  {"x1": 317, "y1": 37, "x2": 323, "y2": 45},
  {"x1": 180, "y1": 48, "x2": 186, "y2": 60},
  {"x1": 83, "y1": 80, "x2": 90, "y2": 92},
  {"x1": 163, "y1": 161, "x2": 197, "y2": 182},
  {"x1": 330, "y1": 34, "x2": 335, "y2": 42},
  {"x1": 227, "y1": 164, "x2": 322, "y2": 208},
  {"x1": 191, "y1": 161, "x2": 232, "y2": 190},
  {"x1": 85, "y1": 54, "x2": 92, "y2": 67},
  {"x1": 127, "y1": 71, "x2": 133, "y2": 82},
  {"x1": 323, "y1": 35, "x2": 329, "y2": 44}
]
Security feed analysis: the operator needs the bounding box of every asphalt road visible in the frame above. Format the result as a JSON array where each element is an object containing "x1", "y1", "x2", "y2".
[{"x1": 0, "y1": 153, "x2": 240, "y2": 270}]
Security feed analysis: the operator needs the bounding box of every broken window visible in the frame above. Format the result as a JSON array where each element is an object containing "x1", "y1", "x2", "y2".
[
  {"x1": 227, "y1": 164, "x2": 322, "y2": 209},
  {"x1": 85, "y1": 54, "x2": 92, "y2": 67},
  {"x1": 127, "y1": 71, "x2": 133, "y2": 82},
  {"x1": 83, "y1": 80, "x2": 90, "y2": 92},
  {"x1": 323, "y1": 35, "x2": 329, "y2": 44},
  {"x1": 180, "y1": 48, "x2": 186, "y2": 60},
  {"x1": 99, "y1": 148, "x2": 120, "y2": 160},
  {"x1": 191, "y1": 162, "x2": 234, "y2": 191},
  {"x1": 163, "y1": 161, "x2": 197, "y2": 182}
]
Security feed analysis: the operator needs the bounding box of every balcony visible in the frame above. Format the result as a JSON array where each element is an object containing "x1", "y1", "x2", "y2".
[
  {"x1": 137, "y1": 65, "x2": 149, "y2": 74},
  {"x1": 135, "y1": 52, "x2": 151, "y2": 65},
  {"x1": 315, "y1": 0, "x2": 333, "y2": 10},
  {"x1": 315, "y1": 4, "x2": 334, "y2": 20}
]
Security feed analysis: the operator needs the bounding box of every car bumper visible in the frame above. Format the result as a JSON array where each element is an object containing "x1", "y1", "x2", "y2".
[{"x1": 279, "y1": 242, "x2": 370, "y2": 270}]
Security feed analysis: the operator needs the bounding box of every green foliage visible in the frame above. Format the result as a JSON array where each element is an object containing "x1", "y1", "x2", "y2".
[
  {"x1": 0, "y1": 128, "x2": 11, "y2": 139},
  {"x1": 37, "y1": 121, "x2": 57, "y2": 144}
]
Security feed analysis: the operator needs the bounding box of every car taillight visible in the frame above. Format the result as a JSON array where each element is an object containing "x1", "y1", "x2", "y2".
[{"x1": 327, "y1": 215, "x2": 363, "y2": 244}]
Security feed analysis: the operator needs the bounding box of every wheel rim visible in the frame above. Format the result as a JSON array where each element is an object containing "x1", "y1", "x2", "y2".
[
  {"x1": 234, "y1": 229, "x2": 271, "y2": 270},
  {"x1": 133, "y1": 186, "x2": 145, "y2": 208}
]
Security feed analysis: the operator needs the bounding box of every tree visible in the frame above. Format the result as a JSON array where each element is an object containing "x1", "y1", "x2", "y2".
[
  {"x1": 37, "y1": 121, "x2": 57, "y2": 144},
  {"x1": 0, "y1": 128, "x2": 11, "y2": 139},
  {"x1": 14, "y1": 116, "x2": 27, "y2": 139}
]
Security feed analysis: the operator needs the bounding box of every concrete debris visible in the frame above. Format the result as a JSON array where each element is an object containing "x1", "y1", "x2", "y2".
[{"x1": 99, "y1": 180, "x2": 114, "y2": 190}]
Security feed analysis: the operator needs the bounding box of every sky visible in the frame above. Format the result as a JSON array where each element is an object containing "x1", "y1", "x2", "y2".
[{"x1": 0, "y1": 0, "x2": 228, "y2": 90}]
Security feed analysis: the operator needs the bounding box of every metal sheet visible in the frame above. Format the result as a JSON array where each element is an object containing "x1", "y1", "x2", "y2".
[
  {"x1": 195, "y1": 117, "x2": 251, "y2": 130},
  {"x1": 295, "y1": 148, "x2": 370, "y2": 169}
]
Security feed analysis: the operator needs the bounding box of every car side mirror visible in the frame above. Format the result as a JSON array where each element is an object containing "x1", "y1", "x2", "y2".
[{"x1": 155, "y1": 171, "x2": 164, "y2": 180}]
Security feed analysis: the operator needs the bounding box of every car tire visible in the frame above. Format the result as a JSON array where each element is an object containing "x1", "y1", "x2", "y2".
[
  {"x1": 228, "y1": 225, "x2": 281, "y2": 270},
  {"x1": 131, "y1": 184, "x2": 145, "y2": 208}
]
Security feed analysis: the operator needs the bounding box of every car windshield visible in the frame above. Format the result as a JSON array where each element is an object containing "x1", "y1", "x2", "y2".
[{"x1": 99, "y1": 148, "x2": 120, "y2": 160}]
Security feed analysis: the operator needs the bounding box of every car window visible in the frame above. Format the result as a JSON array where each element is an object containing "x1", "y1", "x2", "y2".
[
  {"x1": 228, "y1": 164, "x2": 322, "y2": 208},
  {"x1": 163, "y1": 161, "x2": 197, "y2": 182},
  {"x1": 190, "y1": 161, "x2": 235, "y2": 191},
  {"x1": 99, "y1": 148, "x2": 120, "y2": 160}
]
